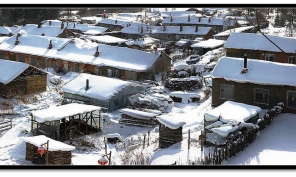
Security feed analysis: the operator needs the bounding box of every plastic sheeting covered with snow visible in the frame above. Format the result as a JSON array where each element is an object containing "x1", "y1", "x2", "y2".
[
  {"x1": 87, "y1": 35, "x2": 127, "y2": 44},
  {"x1": 119, "y1": 108, "x2": 160, "y2": 120},
  {"x1": 20, "y1": 135, "x2": 76, "y2": 151},
  {"x1": 211, "y1": 57, "x2": 296, "y2": 87},
  {"x1": 204, "y1": 101, "x2": 261, "y2": 123},
  {"x1": 31, "y1": 103, "x2": 101, "y2": 123},
  {"x1": 191, "y1": 39, "x2": 225, "y2": 49},
  {"x1": 0, "y1": 59, "x2": 29, "y2": 84},
  {"x1": 157, "y1": 114, "x2": 185, "y2": 129}
]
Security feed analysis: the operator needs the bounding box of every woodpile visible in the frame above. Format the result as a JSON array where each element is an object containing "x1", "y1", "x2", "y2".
[{"x1": 164, "y1": 77, "x2": 203, "y2": 91}]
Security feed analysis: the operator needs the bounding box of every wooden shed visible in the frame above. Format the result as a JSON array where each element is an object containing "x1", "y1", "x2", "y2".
[
  {"x1": 157, "y1": 115, "x2": 186, "y2": 148},
  {"x1": 30, "y1": 103, "x2": 103, "y2": 141},
  {"x1": 0, "y1": 59, "x2": 47, "y2": 98},
  {"x1": 21, "y1": 135, "x2": 75, "y2": 165},
  {"x1": 119, "y1": 108, "x2": 160, "y2": 127}
]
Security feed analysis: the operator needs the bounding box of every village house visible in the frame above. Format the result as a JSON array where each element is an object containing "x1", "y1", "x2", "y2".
[
  {"x1": 191, "y1": 38, "x2": 225, "y2": 55},
  {"x1": 211, "y1": 56, "x2": 296, "y2": 113},
  {"x1": 96, "y1": 18, "x2": 132, "y2": 31},
  {"x1": 61, "y1": 73, "x2": 144, "y2": 112},
  {"x1": 223, "y1": 33, "x2": 296, "y2": 64},
  {"x1": 0, "y1": 34, "x2": 172, "y2": 81},
  {"x1": 120, "y1": 25, "x2": 215, "y2": 41},
  {"x1": 0, "y1": 59, "x2": 47, "y2": 98},
  {"x1": 160, "y1": 10, "x2": 196, "y2": 18},
  {"x1": 161, "y1": 16, "x2": 239, "y2": 33}
]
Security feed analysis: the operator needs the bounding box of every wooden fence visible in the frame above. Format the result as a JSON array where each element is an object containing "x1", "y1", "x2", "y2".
[
  {"x1": 199, "y1": 103, "x2": 284, "y2": 165},
  {"x1": 0, "y1": 119, "x2": 12, "y2": 132}
]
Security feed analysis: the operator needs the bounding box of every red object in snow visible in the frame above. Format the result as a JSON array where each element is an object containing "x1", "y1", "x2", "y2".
[
  {"x1": 37, "y1": 146, "x2": 47, "y2": 157},
  {"x1": 59, "y1": 91, "x2": 63, "y2": 95},
  {"x1": 98, "y1": 156, "x2": 108, "y2": 165}
]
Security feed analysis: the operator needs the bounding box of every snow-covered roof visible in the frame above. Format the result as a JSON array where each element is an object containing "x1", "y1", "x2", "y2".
[
  {"x1": 161, "y1": 11, "x2": 196, "y2": 18},
  {"x1": 121, "y1": 25, "x2": 212, "y2": 35},
  {"x1": 12, "y1": 24, "x2": 64, "y2": 37},
  {"x1": 125, "y1": 37, "x2": 155, "y2": 47},
  {"x1": 0, "y1": 59, "x2": 29, "y2": 84},
  {"x1": 162, "y1": 16, "x2": 226, "y2": 26},
  {"x1": 213, "y1": 26, "x2": 254, "y2": 37},
  {"x1": 0, "y1": 26, "x2": 12, "y2": 34},
  {"x1": 204, "y1": 101, "x2": 262, "y2": 123},
  {"x1": 119, "y1": 108, "x2": 160, "y2": 120},
  {"x1": 0, "y1": 34, "x2": 71, "y2": 58},
  {"x1": 87, "y1": 35, "x2": 127, "y2": 44},
  {"x1": 211, "y1": 56, "x2": 296, "y2": 87},
  {"x1": 31, "y1": 103, "x2": 101, "y2": 123},
  {"x1": 20, "y1": 135, "x2": 76, "y2": 151},
  {"x1": 224, "y1": 33, "x2": 296, "y2": 53},
  {"x1": 157, "y1": 114, "x2": 186, "y2": 129},
  {"x1": 0, "y1": 36, "x2": 9, "y2": 43},
  {"x1": 99, "y1": 18, "x2": 130, "y2": 26},
  {"x1": 191, "y1": 39, "x2": 225, "y2": 48},
  {"x1": 104, "y1": 133, "x2": 123, "y2": 142},
  {"x1": 175, "y1": 39, "x2": 191, "y2": 47},
  {"x1": 62, "y1": 73, "x2": 134, "y2": 100}
]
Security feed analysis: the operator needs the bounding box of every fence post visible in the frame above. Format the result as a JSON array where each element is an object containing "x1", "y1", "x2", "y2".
[
  {"x1": 143, "y1": 133, "x2": 146, "y2": 148},
  {"x1": 188, "y1": 129, "x2": 190, "y2": 149},
  {"x1": 147, "y1": 130, "x2": 150, "y2": 146}
]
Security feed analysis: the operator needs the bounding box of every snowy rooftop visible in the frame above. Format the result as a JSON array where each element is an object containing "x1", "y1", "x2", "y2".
[
  {"x1": 12, "y1": 24, "x2": 64, "y2": 37},
  {"x1": 62, "y1": 73, "x2": 133, "y2": 100},
  {"x1": 213, "y1": 26, "x2": 254, "y2": 37},
  {"x1": 121, "y1": 25, "x2": 212, "y2": 35},
  {"x1": 0, "y1": 26, "x2": 12, "y2": 34},
  {"x1": 31, "y1": 103, "x2": 101, "y2": 123},
  {"x1": 161, "y1": 11, "x2": 196, "y2": 18},
  {"x1": 125, "y1": 37, "x2": 155, "y2": 47},
  {"x1": 0, "y1": 34, "x2": 71, "y2": 58},
  {"x1": 211, "y1": 56, "x2": 296, "y2": 87},
  {"x1": 204, "y1": 101, "x2": 262, "y2": 123},
  {"x1": 157, "y1": 114, "x2": 186, "y2": 129},
  {"x1": 0, "y1": 59, "x2": 29, "y2": 84},
  {"x1": 191, "y1": 39, "x2": 225, "y2": 48},
  {"x1": 162, "y1": 16, "x2": 226, "y2": 26},
  {"x1": 87, "y1": 35, "x2": 127, "y2": 44},
  {"x1": 20, "y1": 135, "x2": 76, "y2": 151},
  {"x1": 119, "y1": 108, "x2": 160, "y2": 120},
  {"x1": 224, "y1": 33, "x2": 296, "y2": 53}
]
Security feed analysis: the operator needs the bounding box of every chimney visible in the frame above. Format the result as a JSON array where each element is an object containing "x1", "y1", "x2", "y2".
[
  {"x1": 198, "y1": 17, "x2": 201, "y2": 22},
  {"x1": 140, "y1": 26, "x2": 143, "y2": 33},
  {"x1": 115, "y1": 20, "x2": 117, "y2": 24},
  {"x1": 163, "y1": 25, "x2": 166, "y2": 31},
  {"x1": 23, "y1": 19, "x2": 26, "y2": 26},
  {"x1": 195, "y1": 26, "x2": 198, "y2": 32},
  {"x1": 14, "y1": 33, "x2": 20, "y2": 45},
  {"x1": 94, "y1": 46, "x2": 99, "y2": 57},
  {"x1": 38, "y1": 23, "x2": 41, "y2": 28},
  {"x1": 241, "y1": 54, "x2": 248, "y2": 74},
  {"x1": 73, "y1": 23, "x2": 76, "y2": 28},
  {"x1": 170, "y1": 14, "x2": 172, "y2": 22},
  {"x1": 61, "y1": 22, "x2": 64, "y2": 29},
  {"x1": 49, "y1": 20, "x2": 52, "y2": 25},
  {"x1": 188, "y1": 15, "x2": 190, "y2": 22},
  {"x1": 180, "y1": 25, "x2": 183, "y2": 32},
  {"x1": 8, "y1": 32, "x2": 12, "y2": 37},
  {"x1": 41, "y1": 33, "x2": 45, "y2": 36},
  {"x1": 208, "y1": 17, "x2": 211, "y2": 23},
  {"x1": 86, "y1": 79, "x2": 89, "y2": 90},
  {"x1": 48, "y1": 40, "x2": 52, "y2": 49}
]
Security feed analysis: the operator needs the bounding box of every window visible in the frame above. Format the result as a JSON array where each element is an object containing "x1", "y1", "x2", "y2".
[
  {"x1": 31, "y1": 57, "x2": 37, "y2": 65},
  {"x1": 265, "y1": 53, "x2": 276, "y2": 62},
  {"x1": 74, "y1": 63, "x2": 79, "y2": 72},
  {"x1": 254, "y1": 88, "x2": 269, "y2": 104},
  {"x1": 288, "y1": 56, "x2": 296, "y2": 64},
  {"x1": 287, "y1": 91, "x2": 296, "y2": 108},
  {"x1": 0, "y1": 52, "x2": 4, "y2": 59},
  {"x1": 219, "y1": 84, "x2": 234, "y2": 100},
  {"x1": 19, "y1": 55, "x2": 25, "y2": 63},
  {"x1": 107, "y1": 69, "x2": 119, "y2": 78},
  {"x1": 9, "y1": 55, "x2": 16, "y2": 61}
]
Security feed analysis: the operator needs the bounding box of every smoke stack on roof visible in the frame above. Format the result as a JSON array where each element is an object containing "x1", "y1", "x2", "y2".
[
  {"x1": 140, "y1": 26, "x2": 143, "y2": 33},
  {"x1": 188, "y1": 15, "x2": 190, "y2": 22},
  {"x1": 86, "y1": 79, "x2": 89, "y2": 90},
  {"x1": 195, "y1": 26, "x2": 198, "y2": 32},
  {"x1": 170, "y1": 14, "x2": 172, "y2": 22},
  {"x1": 14, "y1": 33, "x2": 20, "y2": 45},
  {"x1": 198, "y1": 17, "x2": 201, "y2": 22},
  {"x1": 208, "y1": 17, "x2": 211, "y2": 23},
  {"x1": 38, "y1": 23, "x2": 41, "y2": 28},
  {"x1": 49, "y1": 21, "x2": 52, "y2": 25},
  {"x1": 180, "y1": 25, "x2": 183, "y2": 32},
  {"x1": 94, "y1": 46, "x2": 99, "y2": 57},
  {"x1": 163, "y1": 25, "x2": 166, "y2": 31},
  {"x1": 61, "y1": 22, "x2": 64, "y2": 29},
  {"x1": 115, "y1": 20, "x2": 117, "y2": 24},
  {"x1": 8, "y1": 32, "x2": 12, "y2": 37},
  {"x1": 48, "y1": 40, "x2": 53, "y2": 49},
  {"x1": 241, "y1": 54, "x2": 248, "y2": 74}
]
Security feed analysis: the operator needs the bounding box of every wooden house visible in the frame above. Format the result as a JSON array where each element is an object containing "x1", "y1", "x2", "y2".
[
  {"x1": 119, "y1": 108, "x2": 160, "y2": 127},
  {"x1": 224, "y1": 33, "x2": 296, "y2": 64},
  {"x1": 121, "y1": 25, "x2": 215, "y2": 41},
  {"x1": 30, "y1": 103, "x2": 103, "y2": 141},
  {"x1": 0, "y1": 59, "x2": 47, "y2": 98},
  {"x1": 0, "y1": 34, "x2": 172, "y2": 81},
  {"x1": 211, "y1": 56, "x2": 296, "y2": 113},
  {"x1": 213, "y1": 26, "x2": 255, "y2": 41},
  {"x1": 157, "y1": 114, "x2": 186, "y2": 148},
  {"x1": 191, "y1": 38, "x2": 225, "y2": 55},
  {"x1": 61, "y1": 73, "x2": 144, "y2": 112},
  {"x1": 161, "y1": 16, "x2": 239, "y2": 33},
  {"x1": 20, "y1": 135, "x2": 75, "y2": 165}
]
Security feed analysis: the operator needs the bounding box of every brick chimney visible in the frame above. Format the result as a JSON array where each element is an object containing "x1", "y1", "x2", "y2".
[
  {"x1": 170, "y1": 14, "x2": 172, "y2": 22},
  {"x1": 180, "y1": 25, "x2": 183, "y2": 32},
  {"x1": 86, "y1": 79, "x2": 89, "y2": 90},
  {"x1": 61, "y1": 22, "x2": 64, "y2": 29},
  {"x1": 8, "y1": 32, "x2": 12, "y2": 37},
  {"x1": 198, "y1": 17, "x2": 201, "y2": 22},
  {"x1": 73, "y1": 23, "x2": 76, "y2": 28},
  {"x1": 94, "y1": 46, "x2": 99, "y2": 57},
  {"x1": 195, "y1": 26, "x2": 198, "y2": 32},
  {"x1": 48, "y1": 40, "x2": 53, "y2": 49},
  {"x1": 208, "y1": 17, "x2": 211, "y2": 23},
  {"x1": 49, "y1": 20, "x2": 52, "y2": 25},
  {"x1": 163, "y1": 25, "x2": 166, "y2": 31},
  {"x1": 188, "y1": 15, "x2": 190, "y2": 22},
  {"x1": 115, "y1": 20, "x2": 117, "y2": 24},
  {"x1": 38, "y1": 23, "x2": 41, "y2": 28},
  {"x1": 14, "y1": 33, "x2": 20, "y2": 45},
  {"x1": 140, "y1": 26, "x2": 143, "y2": 33}
]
